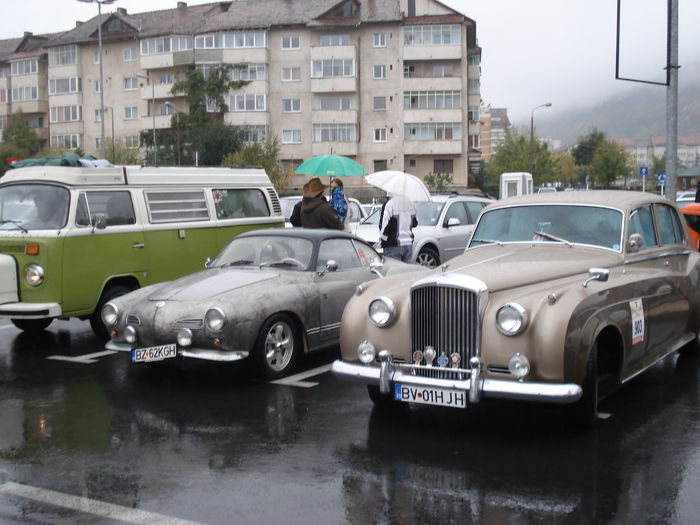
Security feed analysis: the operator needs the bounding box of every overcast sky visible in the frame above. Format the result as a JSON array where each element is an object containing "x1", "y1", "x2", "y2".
[{"x1": 2, "y1": 0, "x2": 699, "y2": 125}]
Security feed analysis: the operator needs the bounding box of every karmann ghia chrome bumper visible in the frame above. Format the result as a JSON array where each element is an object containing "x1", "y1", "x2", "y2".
[{"x1": 331, "y1": 351, "x2": 583, "y2": 405}]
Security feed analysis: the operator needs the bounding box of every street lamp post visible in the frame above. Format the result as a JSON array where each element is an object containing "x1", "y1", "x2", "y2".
[
  {"x1": 530, "y1": 102, "x2": 552, "y2": 177},
  {"x1": 103, "y1": 106, "x2": 114, "y2": 162},
  {"x1": 136, "y1": 73, "x2": 156, "y2": 166},
  {"x1": 77, "y1": 0, "x2": 117, "y2": 160},
  {"x1": 164, "y1": 101, "x2": 180, "y2": 166}
]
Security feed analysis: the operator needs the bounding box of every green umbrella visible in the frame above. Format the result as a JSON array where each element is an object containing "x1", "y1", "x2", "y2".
[{"x1": 294, "y1": 155, "x2": 367, "y2": 177}]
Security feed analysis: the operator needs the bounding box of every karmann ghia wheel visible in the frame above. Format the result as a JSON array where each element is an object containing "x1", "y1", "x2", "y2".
[{"x1": 255, "y1": 314, "x2": 299, "y2": 379}]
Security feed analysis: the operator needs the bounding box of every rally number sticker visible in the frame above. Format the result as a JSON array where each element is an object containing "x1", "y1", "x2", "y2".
[{"x1": 630, "y1": 299, "x2": 644, "y2": 345}]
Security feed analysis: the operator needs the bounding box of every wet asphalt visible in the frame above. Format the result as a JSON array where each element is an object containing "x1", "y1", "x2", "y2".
[{"x1": 1, "y1": 318, "x2": 700, "y2": 524}]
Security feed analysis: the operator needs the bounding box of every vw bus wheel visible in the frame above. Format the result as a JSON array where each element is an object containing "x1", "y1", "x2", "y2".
[
  {"x1": 416, "y1": 247, "x2": 440, "y2": 268},
  {"x1": 11, "y1": 318, "x2": 52, "y2": 333},
  {"x1": 255, "y1": 314, "x2": 299, "y2": 379},
  {"x1": 90, "y1": 284, "x2": 133, "y2": 339}
]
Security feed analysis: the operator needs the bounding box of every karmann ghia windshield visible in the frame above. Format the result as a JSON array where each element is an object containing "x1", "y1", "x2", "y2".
[
  {"x1": 470, "y1": 204, "x2": 624, "y2": 251},
  {"x1": 0, "y1": 184, "x2": 70, "y2": 231},
  {"x1": 211, "y1": 235, "x2": 314, "y2": 270}
]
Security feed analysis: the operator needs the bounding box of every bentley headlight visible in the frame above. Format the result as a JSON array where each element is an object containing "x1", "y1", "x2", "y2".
[
  {"x1": 509, "y1": 353, "x2": 531, "y2": 378},
  {"x1": 177, "y1": 328, "x2": 193, "y2": 347},
  {"x1": 368, "y1": 297, "x2": 396, "y2": 327},
  {"x1": 205, "y1": 307, "x2": 226, "y2": 332},
  {"x1": 496, "y1": 302, "x2": 528, "y2": 336},
  {"x1": 357, "y1": 340, "x2": 376, "y2": 364},
  {"x1": 101, "y1": 302, "x2": 119, "y2": 327},
  {"x1": 25, "y1": 264, "x2": 44, "y2": 286}
]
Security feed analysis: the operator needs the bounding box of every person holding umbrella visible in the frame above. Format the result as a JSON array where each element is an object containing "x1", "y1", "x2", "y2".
[
  {"x1": 379, "y1": 193, "x2": 418, "y2": 262},
  {"x1": 300, "y1": 177, "x2": 343, "y2": 230}
]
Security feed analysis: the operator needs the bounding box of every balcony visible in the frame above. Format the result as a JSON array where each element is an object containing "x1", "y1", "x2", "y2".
[
  {"x1": 311, "y1": 109, "x2": 358, "y2": 125},
  {"x1": 403, "y1": 140, "x2": 463, "y2": 155},
  {"x1": 12, "y1": 100, "x2": 48, "y2": 114},
  {"x1": 310, "y1": 45, "x2": 357, "y2": 62},
  {"x1": 402, "y1": 109, "x2": 462, "y2": 123},
  {"x1": 402, "y1": 76, "x2": 462, "y2": 91},
  {"x1": 224, "y1": 112, "x2": 269, "y2": 126},
  {"x1": 402, "y1": 45, "x2": 462, "y2": 61},
  {"x1": 310, "y1": 77, "x2": 357, "y2": 93},
  {"x1": 312, "y1": 142, "x2": 357, "y2": 157},
  {"x1": 140, "y1": 82, "x2": 176, "y2": 101},
  {"x1": 140, "y1": 114, "x2": 175, "y2": 130},
  {"x1": 222, "y1": 48, "x2": 267, "y2": 64}
]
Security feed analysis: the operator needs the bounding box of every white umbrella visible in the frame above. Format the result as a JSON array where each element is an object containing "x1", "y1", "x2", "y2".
[{"x1": 365, "y1": 170, "x2": 432, "y2": 202}]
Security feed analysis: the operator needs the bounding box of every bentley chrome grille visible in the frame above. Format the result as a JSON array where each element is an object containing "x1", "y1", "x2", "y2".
[{"x1": 410, "y1": 284, "x2": 480, "y2": 378}]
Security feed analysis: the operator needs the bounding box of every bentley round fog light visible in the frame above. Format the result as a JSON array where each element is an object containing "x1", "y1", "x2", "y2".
[
  {"x1": 357, "y1": 340, "x2": 376, "y2": 364},
  {"x1": 368, "y1": 297, "x2": 396, "y2": 327},
  {"x1": 177, "y1": 328, "x2": 193, "y2": 347},
  {"x1": 25, "y1": 264, "x2": 44, "y2": 286},
  {"x1": 205, "y1": 307, "x2": 226, "y2": 332},
  {"x1": 124, "y1": 326, "x2": 137, "y2": 344},
  {"x1": 496, "y1": 302, "x2": 528, "y2": 336},
  {"x1": 101, "y1": 302, "x2": 119, "y2": 327},
  {"x1": 509, "y1": 353, "x2": 531, "y2": 379}
]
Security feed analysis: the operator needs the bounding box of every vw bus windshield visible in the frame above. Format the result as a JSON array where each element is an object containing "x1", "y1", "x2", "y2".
[{"x1": 0, "y1": 184, "x2": 70, "y2": 231}]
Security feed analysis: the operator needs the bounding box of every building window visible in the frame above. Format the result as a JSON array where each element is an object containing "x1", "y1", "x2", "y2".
[
  {"x1": 0, "y1": 89, "x2": 9, "y2": 103},
  {"x1": 26, "y1": 116, "x2": 43, "y2": 128},
  {"x1": 193, "y1": 32, "x2": 266, "y2": 50},
  {"x1": 228, "y1": 94, "x2": 266, "y2": 112},
  {"x1": 468, "y1": 106, "x2": 479, "y2": 122},
  {"x1": 50, "y1": 105, "x2": 81, "y2": 123},
  {"x1": 93, "y1": 51, "x2": 101, "y2": 65},
  {"x1": 124, "y1": 136, "x2": 139, "y2": 149},
  {"x1": 318, "y1": 95, "x2": 351, "y2": 110},
  {"x1": 404, "y1": 24, "x2": 461, "y2": 46},
  {"x1": 11, "y1": 58, "x2": 38, "y2": 76},
  {"x1": 313, "y1": 123, "x2": 356, "y2": 142},
  {"x1": 159, "y1": 72, "x2": 175, "y2": 84},
  {"x1": 96, "y1": 137, "x2": 104, "y2": 150},
  {"x1": 124, "y1": 106, "x2": 138, "y2": 120},
  {"x1": 373, "y1": 33, "x2": 386, "y2": 47},
  {"x1": 49, "y1": 77, "x2": 81, "y2": 95},
  {"x1": 311, "y1": 59, "x2": 355, "y2": 78},
  {"x1": 230, "y1": 64, "x2": 267, "y2": 81},
  {"x1": 404, "y1": 122, "x2": 462, "y2": 141},
  {"x1": 123, "y1": 77, "x2": 138, "y2": 91},
  {"x1": 159, "y1": 103, "x2": 175, "y2": 116},
  {"x1": 319, "y1": 34, "x2": 349, "y2": 46},
  {"x1": 48, "y1": 45, "x2": 77, "y2": 67},
  {"x1": 282, "y1": 35, "x2": 300, "y2": 50},
  {"x1": 403, "y1": 91, "x2": 461, "y2": 109},
  {"x1": 373, "y1": 65, "x2": 386, "y2": 79},
  {"x1": 282, "y1": 130, "x2": 302, "y2": 144},
  {"x1": 374, "y1": 159, "x2": 388, "y2": 172},
  {"x1": 373, "y1": 128, "x2": 387, "y2": 142},
  {"x1": 141, "y1": 37, "x2": 172, "y2": 55},
  {"x1": 282, "y1": 98, "x2": 301, "y2": 113},
  {"x1": 468, "y1": 134, "x2": 480, "y2": 148},
  {"x1": 94, "y1": 80, "x2": 101, "y2": 93},
  {"x1": 50, "y1": 134, "x2": 81, "y2": 150},
  {"x1": 123, "y1": 47, "x2": 136, "y2": 61},
  {"x1": 11, "y1": 86, "x2": 39, "y2": 102},
  {"x1": 234, "y1": 125, "x2": 267, "y2": 143},
  {"x1": 434, "y1": 159, "x2": 454, "y2": 173},
  {"x1": 281, "y1": 67, "x2": 301, "y2": 82},
  {"x1": 94, "y1": 109, "x2": 102, "y2": 122},
  {"x1": 432, "y1": 64, "x2": 454, "y2": 77},
  {"x1": 281, "y1": 159, "x2": 303, "y2": 171},
  {"x1": 409, "y1": 159, "x2": 417, "y2": 167},
  {"x1": 468, "y1": 79, "x2": 480, "y2": 95},
  {"x1": 373, "y1": 97, "x2": 386, "y2": 111}
]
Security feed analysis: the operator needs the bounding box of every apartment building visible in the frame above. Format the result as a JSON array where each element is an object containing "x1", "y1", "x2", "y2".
[
  {"x1": 0, "y1": 0, "x2": 482, "y2": 188},
  {"x1": 612, "y1": 135, "x2": 700, "y2": 169}
]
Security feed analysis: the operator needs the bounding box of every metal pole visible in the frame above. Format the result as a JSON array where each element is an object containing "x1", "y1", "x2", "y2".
[
  {"x1": 665, "y1": 0, "x2": 678, "y2": 202},
  {"x1": 97, "y1": 1, "x2": 106, "y2": 159},
  {"x1": 151, "y1": 81, "x2": 157, "y2": 167}
]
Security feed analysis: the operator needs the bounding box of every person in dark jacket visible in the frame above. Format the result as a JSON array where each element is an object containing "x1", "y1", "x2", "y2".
[
  {"x1": 300, "y1": 177, "x2": 343, "y2": 230},
  {"x1": 289, "y1": 183, "x2": 307, "y2": 227}
]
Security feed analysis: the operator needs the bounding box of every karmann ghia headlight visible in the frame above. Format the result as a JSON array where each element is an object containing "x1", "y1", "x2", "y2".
[
  {"x1": 205, "y1": 307, "x2": 226, "y2": 332},
  {"x1": 101, "y1": 302, "x2": 119, "y2": 327},
  {"x1": 368, "y1": 297, "x2": 396, "y2": 327},
  {"x1": 496, "y1": 302, "x2": 528, "y2": 336},
  {"x1": 25, "y1": 264, "x2": 44, "y2": 286}
]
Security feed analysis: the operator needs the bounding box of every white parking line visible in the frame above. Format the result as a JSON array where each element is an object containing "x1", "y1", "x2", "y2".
[
  {"x1": 270, "y1": 363, "x2": 333, "y2": 388},
  {"x1": 0, "y1": 482, "x2": 206, "y2": 525},
  {"x1": 46, "y1": 350, "x2": 118, "y2": 364}
]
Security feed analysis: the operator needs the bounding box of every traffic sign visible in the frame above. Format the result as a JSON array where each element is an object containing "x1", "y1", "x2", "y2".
[
  {"x1": 657, "y1": 173, "x2": 666, "y2": 184},
  {"x1": 640, "y1": 166, "x2": 648, "y2": 176}
]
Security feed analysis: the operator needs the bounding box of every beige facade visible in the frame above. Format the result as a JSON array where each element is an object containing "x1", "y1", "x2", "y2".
[{"x1": 0, "y1": 0, "x2": 482, "y2": 191}]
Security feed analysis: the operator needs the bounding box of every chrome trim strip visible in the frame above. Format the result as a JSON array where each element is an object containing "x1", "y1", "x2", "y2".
[
  {"x1": 331, "y1": 360, "x2": 582, "y2": 404},
  {"x1": 306, "y1": 322, "x2": 341, "y2": 335},
  {"x1": 624, "y1": 249, "x2": 691, "y2": 265},
  {"x1": 0, "y1": 302, "x2": 62, "y2": 317}
]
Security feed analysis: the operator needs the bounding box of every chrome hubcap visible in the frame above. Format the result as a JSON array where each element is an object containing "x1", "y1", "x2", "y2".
[{"x1": 265, "y1": 321, "x2": 293, "y2": 371}]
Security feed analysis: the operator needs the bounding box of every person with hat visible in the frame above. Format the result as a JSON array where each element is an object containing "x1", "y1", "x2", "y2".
[{"x1": 300, "y1": 177, "x2": 343, "y2": 230}]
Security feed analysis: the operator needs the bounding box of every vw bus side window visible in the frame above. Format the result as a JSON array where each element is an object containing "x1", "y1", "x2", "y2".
[
  {"x1": 76, "y1": 191, "x2": 136, "y2": 227},
  {"x1": 146, "y1": 191, "x2": 209, "y2": 223},
  {"x1": 212, "y1": 189, "x2": 270, "y2": 219},
  {"x1": 0, "y1": 184, "x2": 69, "y2": 230}
]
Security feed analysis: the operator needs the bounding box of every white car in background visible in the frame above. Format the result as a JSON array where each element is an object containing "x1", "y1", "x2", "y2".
[{"x1": 354, "y1": 193, "x2": 493, "y2": 267}]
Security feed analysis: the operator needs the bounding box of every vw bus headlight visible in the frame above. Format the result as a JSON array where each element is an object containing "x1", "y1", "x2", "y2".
[
  {"x1": 177, "y1": 328, "x2": 193, "y2": 347},
  {"x1": 368, "y1": 297, "x2": 396, "y2": 327},
  {"x1": 496, "y1": 302, "x2": 528, "y2": 336},
  {"x1": 205, "y1": 307, "x2": 226, "y2": 332},
  {"x1": 508, "y1": 353, "x2": 531, "y2": 379},
  {"x1": 357, "y1": 340, "x2": 376, "y2": 364},
  {"x1": 124, "y1": 326, "x2": 137, "y2": 344},
  {"x1": 25, "y1": 264, "x2": 44, "y2": 286},
  {"x1": 101, "y1": 302, "x2": 119, "y2": 327}
]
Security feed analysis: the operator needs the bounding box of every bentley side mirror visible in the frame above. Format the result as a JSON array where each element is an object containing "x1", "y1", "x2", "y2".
[
  {"x1": 582, "y1": 267, "x2": 610, "y2": 288},
  {"x1": 627, "y1": 233, "x2": 644, "y2": 253}
]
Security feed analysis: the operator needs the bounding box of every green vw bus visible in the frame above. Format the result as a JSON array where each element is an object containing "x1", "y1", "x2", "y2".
[{"x1": 0, "y1": 165, "x2": 283, "y2": 337}]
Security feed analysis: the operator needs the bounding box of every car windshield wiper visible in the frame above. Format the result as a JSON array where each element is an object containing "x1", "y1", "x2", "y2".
[
  {"x1": 220, "y1": 259, "x2": 254, "y2": 267},
  {"x1": 0, "y1": 220, "x2": 28, "y2": 233},
  {"x1": 471, "y1": 238, "x2": 504, "y2": 246},
  {"x1": 533, "y1": 231, "x2": 572, "y2": 246}
]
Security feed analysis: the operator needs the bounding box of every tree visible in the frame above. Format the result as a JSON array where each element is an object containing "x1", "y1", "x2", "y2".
[
  {"x1": 108, "y1": 142, "x2": 141, "y2": 166},
  {"x1": 590, "y1": 141, "x2": 632, "y2": 188},
  {"x1": 551, "y1": 153, "x2": 580, "y2": 187},
  {"x1": 0, "y1": 143, "x2": 28, "y2": 175},
  {"x1": 3, "y1": 110, "x2": 42, "y2": 155},
  {"x1": 486, "y1": 128, "x2": 556, "y2": 186},
  {"x1": 424, "y1": 172, "x2": 453, "y2": 192},
  {"x1": 222, "y1": 136, "x2": 292, "y2": 192},
  {"x1": 572, "y1": 129, "x2": 606, "y2": 166}
]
